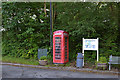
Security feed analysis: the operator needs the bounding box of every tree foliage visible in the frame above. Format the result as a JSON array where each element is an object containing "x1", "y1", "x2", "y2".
[
  {"x1": 2, "y1": 2, "x2": 50, "y2": 59},
  {"x1": 53, "y1": 2, "x2": 119, "y2": 61},
  {"x1": 2, "y1": 2, "x2": 120, "y2": 62}
]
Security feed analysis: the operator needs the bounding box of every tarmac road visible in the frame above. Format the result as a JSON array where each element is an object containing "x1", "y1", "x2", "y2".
[{"x1": 2, "y1": 65, "x2": 119, "y2": 78}]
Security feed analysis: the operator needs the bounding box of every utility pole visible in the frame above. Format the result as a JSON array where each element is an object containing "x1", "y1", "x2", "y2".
[{"x1": 50, "y1": 0, "x2": 53, "y2": 56}]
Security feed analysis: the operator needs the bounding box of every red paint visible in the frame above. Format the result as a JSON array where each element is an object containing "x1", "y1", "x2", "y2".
[{"x1": 53, "y1": 30, "x2": 69, "y2": 64}]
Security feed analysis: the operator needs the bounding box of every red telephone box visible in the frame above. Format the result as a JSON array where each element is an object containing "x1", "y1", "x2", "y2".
[{"x1": 53, "y1": 30, "x2": 69, "y2": 64}]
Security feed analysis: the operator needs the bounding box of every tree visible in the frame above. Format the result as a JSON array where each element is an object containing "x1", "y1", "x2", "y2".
[
  {"x1": 2, "y1": 2, "x2": 119, "y2": 63},
  {"x1": 2, "y1": 2, "x2": 50, "y2": 59},
  {"x1": 53, "y1": 2, "x2": 119, "y2": 61}
]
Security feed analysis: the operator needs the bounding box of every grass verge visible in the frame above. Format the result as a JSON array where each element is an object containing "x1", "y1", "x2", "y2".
[{"x1": 2, "y1": 56, "x2": 39, "y2": 65}]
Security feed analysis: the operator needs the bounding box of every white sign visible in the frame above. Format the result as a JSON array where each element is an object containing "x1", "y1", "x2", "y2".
[
  {"x1": 64, "y1": 33, "x2": 68, "y2": 36},
  {"x1": 54, "y1": 33, "x2": 62, "y2": 35},
  {"x1": 82, "y1": 38, "x2": 99, "y2": 66},
  {"x1": 83, "y1": 39, "x2": 98, "y2": 50}
]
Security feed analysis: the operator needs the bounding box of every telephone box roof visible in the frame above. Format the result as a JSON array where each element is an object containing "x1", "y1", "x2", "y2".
[{"x1": 53, "y1": 30, "x2": 69, "y2": 34}]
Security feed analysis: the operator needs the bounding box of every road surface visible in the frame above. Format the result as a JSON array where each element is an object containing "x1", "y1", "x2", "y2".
[{"x1": 2, "y1": 65, "x2": 119, "y2": 78}]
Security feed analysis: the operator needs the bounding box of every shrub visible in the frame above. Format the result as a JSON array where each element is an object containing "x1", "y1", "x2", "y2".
[
  {"x1": 99, "y1": 57, "x2": 107, "y2": 63},
  {"x1": 39, "y1": 56, "x2": 47, "y2": 60}
]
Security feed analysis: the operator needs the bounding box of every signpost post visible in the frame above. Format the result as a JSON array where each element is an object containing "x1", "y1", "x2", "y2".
[{"x1": 82, "y1": 38, "x2": 99, "y2": 66}]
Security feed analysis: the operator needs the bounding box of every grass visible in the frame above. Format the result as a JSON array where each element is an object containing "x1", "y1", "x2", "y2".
[
  {"x1": 2, "y1": 56, "x2": 39, "y2": 65},
  {"x1": 2, "y1": 56, "x2": 71, "y2": 67},
  {"x1": 2, "y1": 56, "x2": 120, "y2": 71}
]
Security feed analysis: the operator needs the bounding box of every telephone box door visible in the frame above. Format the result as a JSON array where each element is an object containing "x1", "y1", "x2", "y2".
[{"x1": 53, "y1": 35, "x2": 62, "y2": 63}]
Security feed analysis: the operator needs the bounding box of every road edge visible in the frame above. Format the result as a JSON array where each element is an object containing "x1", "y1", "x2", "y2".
[{"x1": 1, "y1": 62, "x2": 120, "y2": 76}]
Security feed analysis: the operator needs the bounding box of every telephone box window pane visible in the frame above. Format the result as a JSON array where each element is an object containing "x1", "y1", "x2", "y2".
[
  {"x1": 55, "y1": 51, "x2": 61, "y2": 53},
  {"x1": 55, "y1": 57, "x2": 61, "y2": 59},
  {"x1": 55, "y1": 50, "x2": 61, "y2": 51},
  {"x1": 64, "y1": 37, "x2": 68, "y2": 60},
  {"x1": 65, "y1": 37, "x2": 67, "y2": 39},
  {"x1": 55, "y1": 55, "x2": 61, "y2": 56},
  {"x1": 65, "y1": 43, "x2": 67, "y2": 45},
  {"x1": 65, "y1": 46, "x2": 67, "y2": 48},
  {"x1": 55, "y1": 43, "x2": 61, "y2": 45},
  {"x1": 65, "y1": 57, "x2": 67, "y2": 59},
  {"x1": 55, "y1": 40, "x2": 61, "y2": 42},
  {"x1": 55, "y1": 37, "x2": 61, "y2": 39},
  {"x1": 55, "y1": 37, "x2": 61, "y2": 60},
  {"x1": 55, "y1": 49, "x2": 61, "y2": 50},
  {"x1": 55, "y1": 46, "x2": 61, "y2": 48}
]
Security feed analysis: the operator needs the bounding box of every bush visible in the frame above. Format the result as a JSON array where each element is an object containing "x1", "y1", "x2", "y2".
[
  {"x1": 98, "y1": 57, "x2": 107, "y2": 63},
  {"x1": 39, "y1": 56, "x2": 47, "y2": 60},
  {"x1": 95, "y1": 57, "x2": 108, "y2": 70}
]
